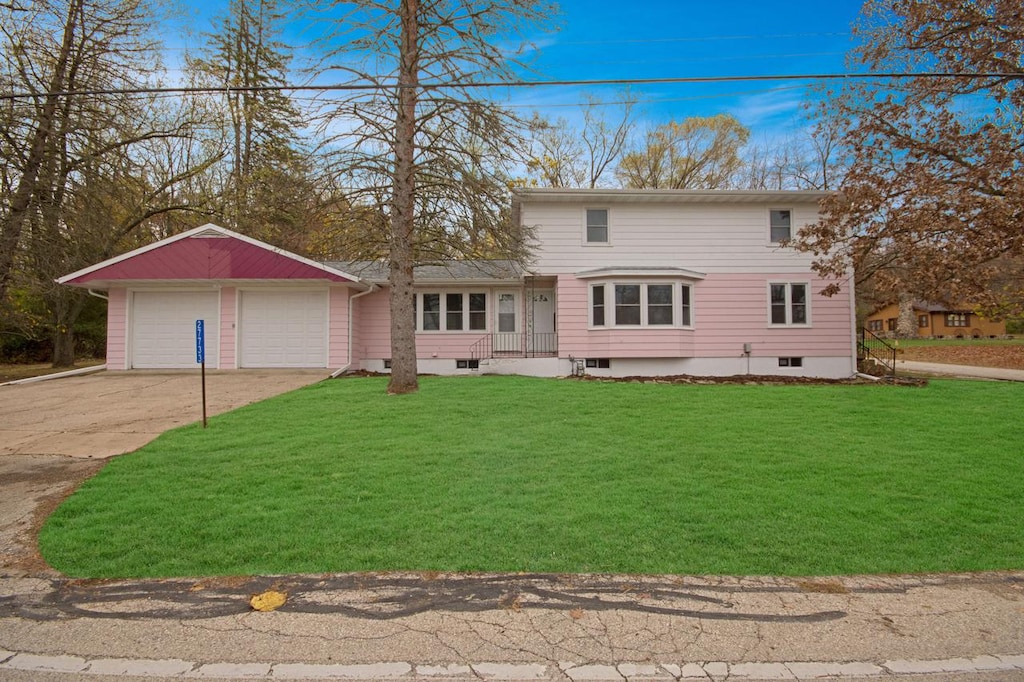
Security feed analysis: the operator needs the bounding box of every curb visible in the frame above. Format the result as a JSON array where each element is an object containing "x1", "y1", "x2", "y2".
[{"x1": 2, "y1": 650, "x2": 1022, "y2": 680}]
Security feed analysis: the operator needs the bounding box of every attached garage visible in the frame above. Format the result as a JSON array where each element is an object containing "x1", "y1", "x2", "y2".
[
  {"x1": 57, "y1": 224, "x2": 361, "y2": 371},
  {"x1": 130, "y1": 290, "x2": 219, "y2": 369},
  {"x1": 239, "y1": 289, "x2": 329, "y2": 368}
]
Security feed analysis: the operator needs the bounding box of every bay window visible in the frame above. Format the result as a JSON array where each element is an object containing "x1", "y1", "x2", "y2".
[{"x1": 591, "y1": 281, "x2": 695, "y2": 328}]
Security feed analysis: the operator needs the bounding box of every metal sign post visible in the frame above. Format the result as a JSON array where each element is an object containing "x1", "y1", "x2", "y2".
[{"x1": 196, "y1": 319, "x2": 207, "y2": 428}]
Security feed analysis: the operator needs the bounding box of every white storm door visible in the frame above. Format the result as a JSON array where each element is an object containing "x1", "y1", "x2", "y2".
[
  {"x1": 529, "y1": 289, "x2": 556, "y2": 354},
  {"x1": 131, "y1": 290, "x2": 219, "y2": 369},
  {"x1": 493, "y1": 291, "x2": 520, "y2": 353},
  {"x1": 239, "y1": 290, "x2": 328, "y2": 368}
]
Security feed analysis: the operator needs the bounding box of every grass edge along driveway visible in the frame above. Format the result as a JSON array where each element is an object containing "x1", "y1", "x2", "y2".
[{"x1": 40, "y1": 376, "x2": 1024, "y2": 578}]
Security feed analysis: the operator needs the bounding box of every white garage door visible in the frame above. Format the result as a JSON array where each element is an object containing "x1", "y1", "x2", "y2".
[
  {"x1": 131, "y1": 291, "x2": 219, "y2": 369},
  {"x1": 239, "y1": 290, "x2": 328, "y2": 368}
]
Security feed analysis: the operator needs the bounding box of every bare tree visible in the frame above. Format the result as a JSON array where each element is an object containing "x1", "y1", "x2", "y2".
[
  {"x1": 306, "y1": 0, "x2": 556, "y2": 394},
  {"x1": 616, "y1": 114, "x2": 750, "y2": 189},
  {"x1": 526, "y1": 92, "x2": 636, "y2": 189},
  {"x1": 188, "y1": 0, "x2": 313, "y2": 246},
  {"x1": 1, "y1": 0, "x2": 219, "y2": 366},
  {"x1": 740, "y1": 121, "x2": 847, "y2": 191},
  {"x1": 0, "y1": 0, "x2": 83, "y2": 304}
]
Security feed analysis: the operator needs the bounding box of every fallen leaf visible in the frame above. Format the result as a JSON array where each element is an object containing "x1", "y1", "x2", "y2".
[
  {"x1": 250, "y1": 590, "x2": 287, "y2": 612},
  {"x1": 569, "y1": 608, "x2": 584, "y2": 620}
]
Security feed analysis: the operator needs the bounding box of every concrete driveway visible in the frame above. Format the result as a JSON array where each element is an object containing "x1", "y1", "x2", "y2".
[{"x1": 0, "y1": 369, "x2": 326, "y2": 459}]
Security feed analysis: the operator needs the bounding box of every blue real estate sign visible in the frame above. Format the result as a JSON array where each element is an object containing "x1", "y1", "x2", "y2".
[{"x1": 195, "y1": 319, "x2": 205, "y2": 364}]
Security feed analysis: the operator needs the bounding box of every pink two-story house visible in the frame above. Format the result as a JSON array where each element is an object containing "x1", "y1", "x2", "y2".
[{"x1": 59, "y1": 189, "x2": 856, "y2": 378}]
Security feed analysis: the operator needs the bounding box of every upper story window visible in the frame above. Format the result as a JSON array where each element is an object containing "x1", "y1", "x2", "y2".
[
  {"x1": 769, "y1": 282, "x2": 809, "y2": 326},
  {"x1": 586, "y1": 208, "x2": 609, "y2": 244},
  {"x1": 591, "y1": 282, "x2": 694, "y2": 328},
  {"x1": 769, "y1": 209, "x2": 792, "y2": 243},
  {"x1": 417, "y1": 292, "x2": 487, "y2": 332}
]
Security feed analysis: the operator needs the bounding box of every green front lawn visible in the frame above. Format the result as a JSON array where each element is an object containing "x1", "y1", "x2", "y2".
[{"x1": 41, "y1": 376, "x2": 1024, "y2": 578}]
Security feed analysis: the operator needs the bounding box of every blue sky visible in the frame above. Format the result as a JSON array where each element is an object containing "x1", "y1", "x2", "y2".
[
  {"x1": 174, "y1": 0, "x2": 867, "y2": 140},
  {"x1": 519, "y1": 0, "x2": 866, "y2": 137}
]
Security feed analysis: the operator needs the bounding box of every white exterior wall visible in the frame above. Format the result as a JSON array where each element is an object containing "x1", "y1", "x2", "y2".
[{"x1": 523, "y1": 200, "x2": 823, "y2": 274}]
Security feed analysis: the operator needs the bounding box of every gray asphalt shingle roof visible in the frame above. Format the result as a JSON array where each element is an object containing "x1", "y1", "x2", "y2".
[{"x1": 327, "y1": 260, "x2": 525, "y2": 283}]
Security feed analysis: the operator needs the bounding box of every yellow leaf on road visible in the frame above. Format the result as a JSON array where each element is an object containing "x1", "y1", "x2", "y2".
[{"x1": 250, "y1": 590, "x2": 287, "y2": 612}]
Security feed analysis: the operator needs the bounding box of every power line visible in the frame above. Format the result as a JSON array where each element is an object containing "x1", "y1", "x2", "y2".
[{"x1": 2, "y1": 72, "x2": 1020, "y2": 101}]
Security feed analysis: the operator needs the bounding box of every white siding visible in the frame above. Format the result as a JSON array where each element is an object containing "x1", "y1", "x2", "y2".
[{"x1": 523, "y1": 201, "x2": 824, "y2": 274}]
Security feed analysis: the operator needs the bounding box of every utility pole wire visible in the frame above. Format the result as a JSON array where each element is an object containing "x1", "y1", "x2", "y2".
[{"x1": 1, "y1": 72, "x2": 1021, "y2": 101}]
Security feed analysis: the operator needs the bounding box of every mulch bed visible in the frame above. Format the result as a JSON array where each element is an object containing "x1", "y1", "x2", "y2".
[{"x1": 567, "y1": 373, "x2": 927, "y2": 387}]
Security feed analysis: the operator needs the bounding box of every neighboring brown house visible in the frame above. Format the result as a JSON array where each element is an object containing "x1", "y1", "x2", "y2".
[{"x1": 864, "y1": 302, "x2": 1007, "y2": 338}]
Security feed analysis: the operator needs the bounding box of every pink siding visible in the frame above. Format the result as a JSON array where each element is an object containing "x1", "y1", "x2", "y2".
[
  {"x1": 329, "y1": 287, "x2": 349, "y2": 367},
  {"x1": 557, "y1": 274, "x2": 852, "y2": 359},
  {"x1": 106, "y1": 288, "x2": 128, "y2": 369},
  {"x1": 219, "y1": 287, "x2": 237, "y2": 369},
  {"x1": 355, "y1": 289, "x2": 391, "y2": 365},
  {"x1": 65, "y1": 235, "x2": 354, "y2": 284},
  {"x1": 355, "y1": 288, "x2": 505, "y2": 362}
]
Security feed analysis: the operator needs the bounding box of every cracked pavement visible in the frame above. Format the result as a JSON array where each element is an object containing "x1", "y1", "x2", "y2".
[
  {"x1": 1, "y1": 374, "x2": 1023, "y2": 680},
  {"x1": 2, "y1": 568, "x2": 1022, "y2": 679}
]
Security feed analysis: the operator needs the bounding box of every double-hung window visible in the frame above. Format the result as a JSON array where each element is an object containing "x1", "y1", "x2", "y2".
[
  {"x1": 591, "y1": 285, "x2": 606, "y2": 326},
  {"x1": 586, "y1": 208, "x2": 609, "y2": 244},
  {"x1": 769, "y1": 283, "x2": 809, "y2": 326},
  {"x1": 769, "y1": 209, "x2": 792, "y2": 243},
  {"x1": 417, "y1": 292, "x2": 487, "y2": 331},
  {"x1": 591, "y1": 282, "x2": 695, "y2": 328}
]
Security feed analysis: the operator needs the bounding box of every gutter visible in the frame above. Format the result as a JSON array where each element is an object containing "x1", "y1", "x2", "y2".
[{"x1": 330, "y1": 284, "x2": 379, "y2": 378}]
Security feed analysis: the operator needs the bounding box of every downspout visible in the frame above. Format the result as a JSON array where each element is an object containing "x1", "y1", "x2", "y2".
[
  {"x1": 87, "y1": 288, "x2": 108, "y2": 301},
  {"x1": 330, "y1": 283, "x2": 379, "y2": 378}
]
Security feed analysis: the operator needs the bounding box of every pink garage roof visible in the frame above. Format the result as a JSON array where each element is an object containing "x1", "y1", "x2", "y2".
[{"x1": 59, "y1": 225, "x2": 359, "y2": 286}]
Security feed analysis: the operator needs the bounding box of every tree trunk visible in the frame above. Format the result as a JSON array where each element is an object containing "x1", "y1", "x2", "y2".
[
  {"x1": 386, "y1": 0, "x2": 420, "y2": 395},
  {"x1": 50, "y1": 290, "x2": 87, "y2": 368},
  {"x1": 52, "y1": 325, "x2": 76, "y2": 368}
]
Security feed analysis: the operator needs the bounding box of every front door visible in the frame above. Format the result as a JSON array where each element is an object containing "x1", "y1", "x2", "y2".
[
  {"x1": 494, "y1": 291, "x2": 519, "y2": 353},
  {"x1": 529, "y1": 289, "x2": 556, "y2": 354}
]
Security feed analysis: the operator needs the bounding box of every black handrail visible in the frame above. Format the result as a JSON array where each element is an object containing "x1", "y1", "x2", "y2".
[
  {"x1": 859, "y1": 328, "x2": 897, "y2": 376},
  {"x1": 470, "y1": 332, "x2": 558, "y2": 359}
]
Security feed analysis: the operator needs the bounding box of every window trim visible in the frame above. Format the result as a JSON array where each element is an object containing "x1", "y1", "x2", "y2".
[
  {"x1": 416, "y1": 291, "x2": 489, "y2": 333},
  {"x1": 589, "y1": 280, "x2": 696, "y2": 329},
  {"x1": 767, "y1": 281, "x2": 811, "y2": 327},
  {"x1": 768, "y1": 207, "x2": 794, "y2": 245},
  {"x1": 945, "y1": 312, "x2": 970, "y2": 328},
  {"x1": 584, "y1": 207, "x2": 611, "y2": 246}
]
